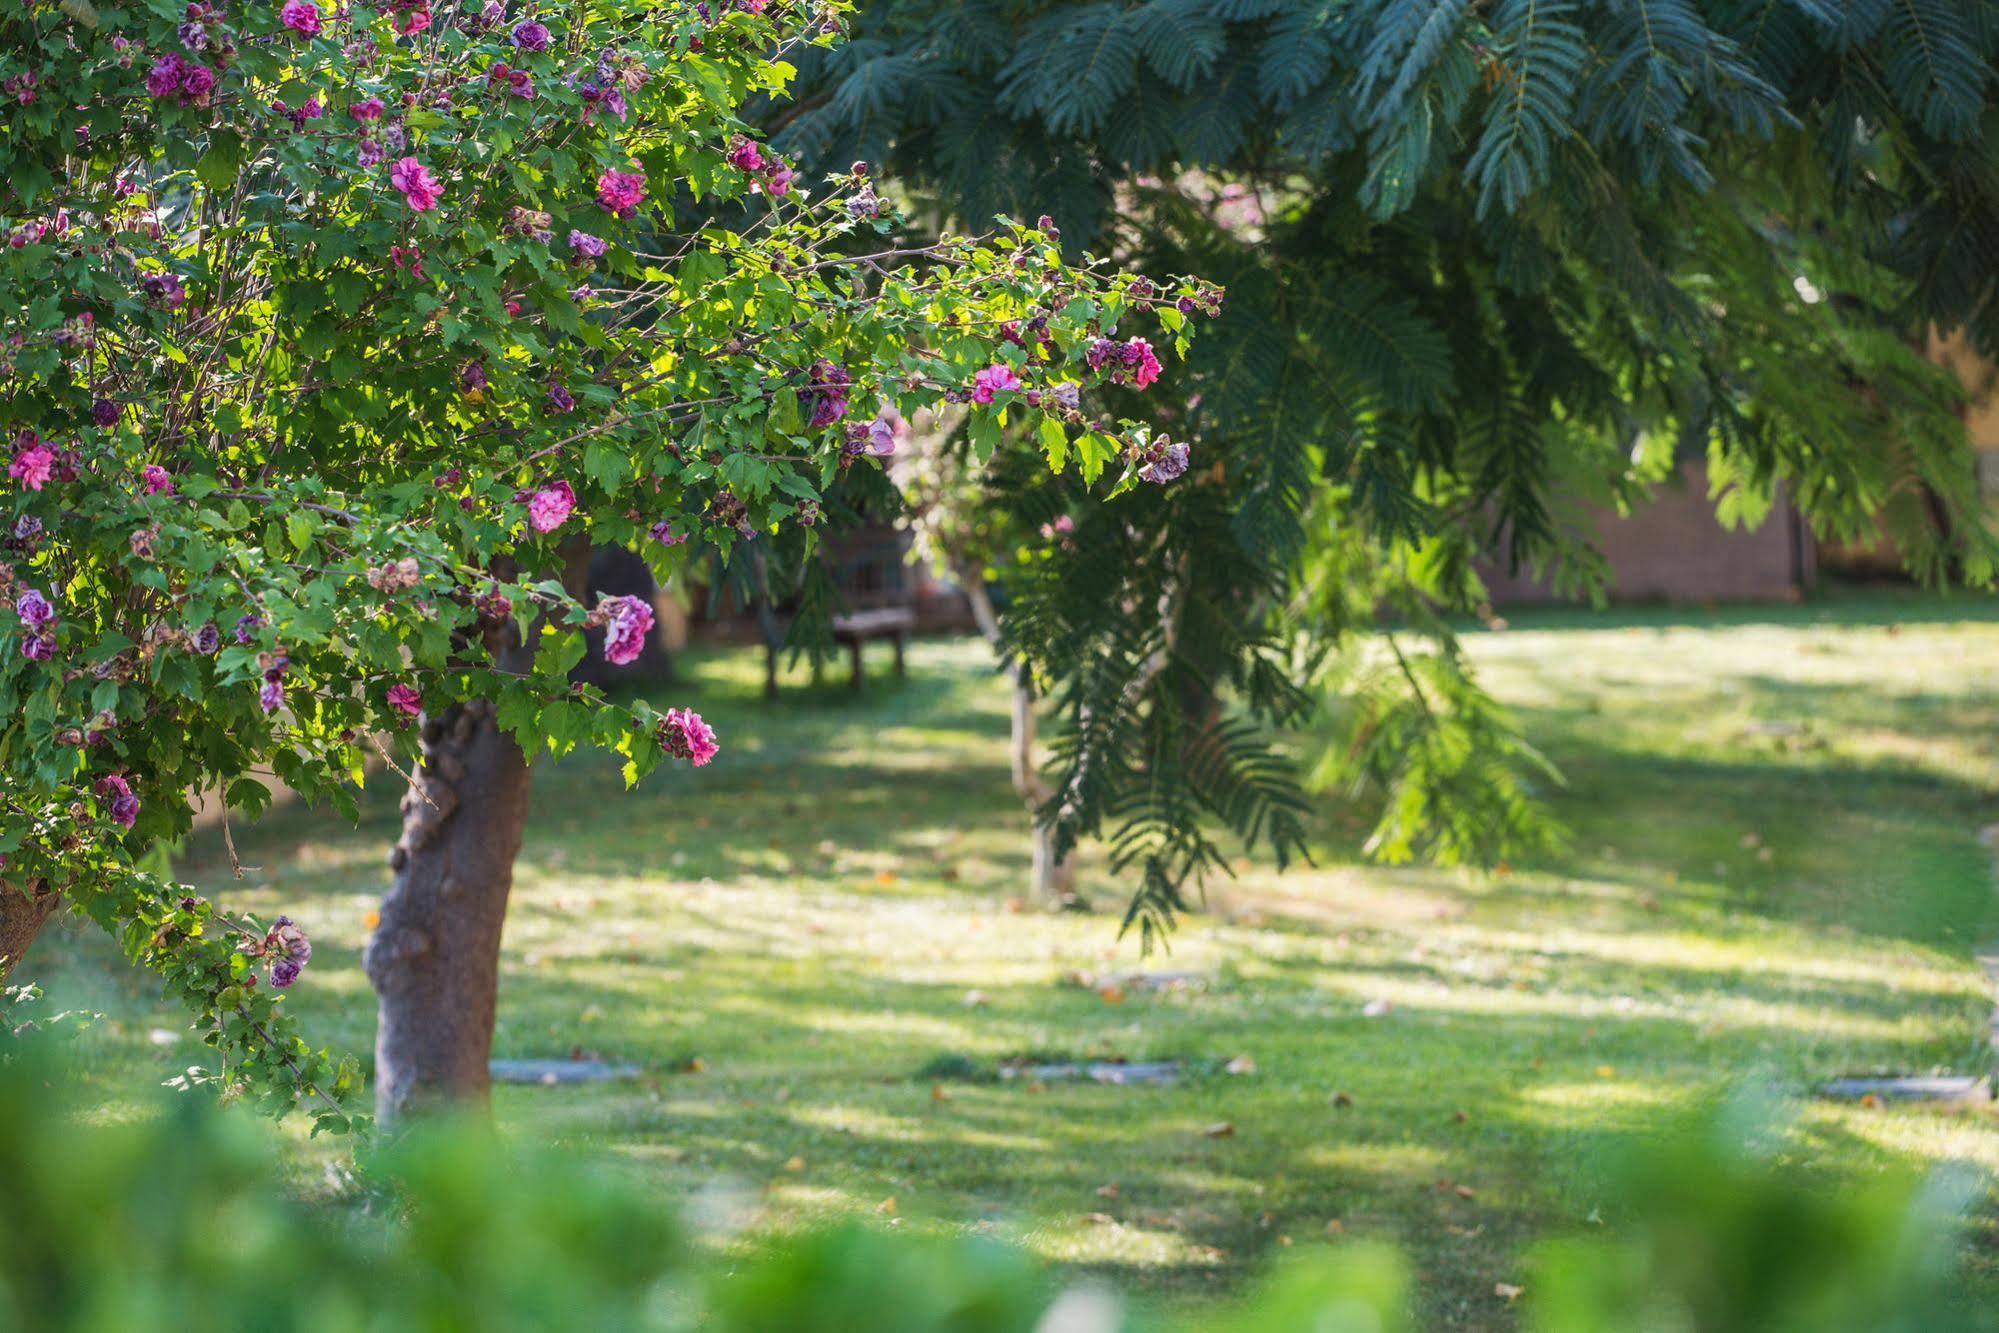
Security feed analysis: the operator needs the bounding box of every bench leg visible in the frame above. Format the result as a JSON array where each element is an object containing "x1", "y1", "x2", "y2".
[
  {"x1": 893, "y1": 631, "x2": 906, "y2": 679},
  {"x1": 848, "y1": 638, "x2": 864, "y2": 692}
]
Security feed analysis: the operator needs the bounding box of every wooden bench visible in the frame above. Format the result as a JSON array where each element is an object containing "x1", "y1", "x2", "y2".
[{"x1": 762, "y1": 605, "x2": 915, "y2": 696}]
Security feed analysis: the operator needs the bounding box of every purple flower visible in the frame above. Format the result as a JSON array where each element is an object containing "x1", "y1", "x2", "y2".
[
  {"x1": 351, "y1": 95, "x2": 385, "y2": 122},
  {"x1": 545, "y1": 383, "x2": 574, "y2": 413},
  {"x1": 1137, "y1": 439, "x2": 1190, "y2": 485},
  {"x1": 596, "y1": 168, "x2": 645, "y2": 217},
  {"x1": 281, "y1": 1, "x2": 322, "y2": 35},
  {"x1": 727, "y1": 137, "x2": 765, "y2": 172},
  {"x1": 145, "y1": 55, "x2": 185, "y2": 98},
  {"x1": 649, "y1": 519, "x2": 685, "y2": 546},
  {"x1": 234, "y1": 612, "x2": 262, "y2": 644},
  {"x1": 259, "y1": 678, "x2": 286, "y2": 713},
  {"x1": 567, "y1": 229, "x2": 606, "y2": 260},
  {"x1": 141, "y1": 464, "x2": 174, "y2": 495},
  {"x1": 20, "y1": 634, "x2": 53, "y2": 662},
  {"x1": 803, "y1": 359, "x2": 850, "y2": 429},
  {"x1": 180, "y1": 63, "x2": 216, "y2": 100},
  {"x1": 386, "y1": 682, "x2": 423, "y2": 717},
  {"x1": 1049, "y1": 382, "x2": 1081, "y2": 412},
  {"x1": 193, "y1": 622, "x2": 221, "y2": 655},
  {"x1": 11, "y1": 515, "x2": 41, "y2": 543},
  {"x1": 601, "y1": 593, "x2": 655, "y2": 666},
  {"x1": 15, "y1": 589, "x2": 55, "y2": 630},
  {"x1": 265, "y1": 915, "x2": 311, "y2": 988},
  {"x1": 95, "y1": 774, "x2": 140, "y2": 829},
  {"x1": 92, "y1": 397, "x2": 119, "y2": 428},
  {"x1": 511, "y1": 18, "x2": 551, "y2": 49}
]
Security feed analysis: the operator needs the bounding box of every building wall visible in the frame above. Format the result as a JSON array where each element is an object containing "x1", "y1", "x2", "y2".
[{"x1": 1482, "y1": 462, "x2": 1813, "y2": 606}]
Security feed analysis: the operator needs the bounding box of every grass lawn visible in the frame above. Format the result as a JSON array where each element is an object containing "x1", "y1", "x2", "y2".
[{"x1": 24, "y1": 590, "x2": 1999, "y2": 1329}]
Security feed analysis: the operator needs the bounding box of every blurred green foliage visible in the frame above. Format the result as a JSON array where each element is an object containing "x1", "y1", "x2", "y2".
[{"x1": 0, "y1": 1008, "x2": 1987, "y2": 1333}]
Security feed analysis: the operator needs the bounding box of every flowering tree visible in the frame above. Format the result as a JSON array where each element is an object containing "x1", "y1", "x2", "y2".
[{"x1": 0, "y1": 0, "x2": 1210, "y2": 1128}]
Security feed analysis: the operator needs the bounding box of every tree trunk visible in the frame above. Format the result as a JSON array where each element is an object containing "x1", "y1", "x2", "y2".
[
  {"x1": 363, "y1": 546, "x2": 587, "y2": 1126},
  {"x1": 0, "y1": 882, "x2": 61, "y2": 984},
  {"x1": 961, "y1": 569, "x2": 1079, "y2": 909}
]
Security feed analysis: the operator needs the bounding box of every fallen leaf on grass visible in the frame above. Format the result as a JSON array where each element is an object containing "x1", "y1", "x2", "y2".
[
  {"x1": 1454, "y1": 1184, "x2": 1476, "y2": 1200},
  {"x1": 1095, "y1": 1183, "x2": 1120, "y2": 1199},
  {"x1": 1025, "y1": 1080, "x2": 1048, "y2": 1095},
  {"x1": 877, "y1": 1197, "x2": 896, "y2": 1215},
  {"x1": 1084, "y1": 1212, "x2": 1118, "y2": 1227},
  {"x1": 783, "y1": 1156, "x2": 805, "y2": 1172},
  {"x1": 1098, "y1": 986, "x2": 1126, "y2": 1004},
  {"x1": 1496, "y1": 1283, "x2": 1524, "y2": 1303},
  {"x1": 931, "y1": 1084, "x2": 953, "y2": 1103},
  {"x1": 1202, "y1": 1122, "x2": 1235, "y2": 1139},
  {"x1": 1325, "y1": 1220, "x2": 1344, "y2": 1236},
  {"x1": 1224, "y1": 1055, "x2": 1257, "y2": 1076},
  {"x1": 1362, "y1": 998, "x2": 1392, "y2": 1018}
]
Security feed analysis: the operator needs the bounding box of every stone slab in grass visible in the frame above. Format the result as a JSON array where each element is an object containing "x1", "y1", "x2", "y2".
[
  {"x1": 1816, "y1": 1075, "x2": 1990, "y2": 1105},
  {"x1": 1000, "y1": 1060, "x2": 1182, "y2": 1086},
  {"x1": 491, "y1": 1058, "x2": 642, "y2": 1086}
]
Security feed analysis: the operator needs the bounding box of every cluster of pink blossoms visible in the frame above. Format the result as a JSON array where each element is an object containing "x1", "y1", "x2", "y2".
[
  {"x1": 527, "y1": 480, "x2": 576, "y2": 533},
  {"x1": 390, "y1": 157, "x2": 444, "y2": 212},
  {"x1": 658, "y1": 707, "x2": 719, "y2": 767},
  {"x1": 599, "y1": 594, "x2": 655, "y2": 667},
  {"x1": 803, "y1": 360, "x2": 850, "y2": 428},
  {"x1": 1085, "y1": 336, "x2": 1162, "y2": 389},
  {"x1": 144, "y1": 53, "x2": 217, "y2": 104},
  {"x1": 280, "y1": 0, "x2": 321, "y2": 35},
  {"x1": 725, "y1": 138, "x2": 794, "y2": 196},
  {"x1": 970, "y1": 364, "x2": 1022, "y2": 404},
  {"x1": 8, "y1": 431, "x2": 55, "y2": 491},
  {"x1": 596, "y1": 168, "x2": 645, "y2": 217}
]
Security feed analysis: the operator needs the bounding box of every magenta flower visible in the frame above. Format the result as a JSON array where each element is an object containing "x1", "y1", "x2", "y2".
[
  {"x1": 546, "y1": 383, "x2": 574, "y2": 413},
  {"x1": 596, "y1": 168, "x2": 645, "y2": 217},
  {"x1": 527, "y1": 479, "x2": 575, "y2": 533},
  {"x1": 567, "y1": 229, "x2": 606, "y2": 259},
  {"x1": 386, "y1": 682, "x2": 423, "y2": 717},
  {"x1": 281, "y1": 0, "x2": 321, "y2": 35},
  {"x1": 145, "y1": 55, "x2": 184, "y2": 98},
  {"x1": 649, "y1": 519, "x2": 685, "y2": 546},
  {"x1": 863, "y1": 412, "x2": 897, "y2": 457},
  {"x1": 180, "y1": 63, "x2": 216, "y2": 100},
  {"x1": 389, "y1": 156, "x2": 443, "y2": 212},
  {"x1": 727, "y1": 137, "x2": 765, "y2": 172},
  {"x1": 95, "y1": 774, "x2": 140, "y2": 829},
  {"x1": 350, "y1": 95, "x2": 385, "y2": 122},
  {"x1": 761, "y1": 161, "x2": 793, "y2": 196},
  {"x1": 92, "y1": 397, "x2": 119, "y2": 428},
  {"x1": 659, "y1": 707, "x2": 718, "y2": 767},
  {"x1": 1125, "y1": 337, "x2": 1162, "y2": 389},
  {"x1": 971, "y1": 364, "x2": 1021, "y2": 404},
  {"x1": 20, "y1": 634, "x2": 53, "y2": 662},
  {"x1": 141, "y1": 464, "x2": 174, "y2": 496},
  {"x1": 9, "y1": 441, "x2": 55, "y2": 491},
  {"x1": 601, "y1": 594, "x2": 655, "y2": 666},
  {"x1": 510, "y1": 18, "x2": 551, "y2": 49}
]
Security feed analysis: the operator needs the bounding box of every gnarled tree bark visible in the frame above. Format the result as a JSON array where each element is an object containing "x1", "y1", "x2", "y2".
[
  {"x1": 0, "y1": 882, "x2": 61, "y2": 984},
  {"x1": 364, "y1": 545, "x2": 589, "y2": 1126}
]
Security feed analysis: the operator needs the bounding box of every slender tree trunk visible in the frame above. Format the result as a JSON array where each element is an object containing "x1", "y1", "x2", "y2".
[
  {"x1": 960, "y1": 568, "x2": 1079, "y2": 908},
  {"x1": 0, "y1": 882, "x2": 61, "y2": 984},
  {"x1": 364, "y1": 546, "x2": 588, "y2": 1126}
]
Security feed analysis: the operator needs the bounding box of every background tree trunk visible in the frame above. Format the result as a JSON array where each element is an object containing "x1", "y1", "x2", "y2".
[
  {"x1": 0, "y1": 883, "x2": 61, "y2": 984},
  {"x1": 364, "y1": 546, "x2": 589, "y2": 1126},
  {"x1": 960, "y1": 569, "x2": 1080, "y2": 908}
]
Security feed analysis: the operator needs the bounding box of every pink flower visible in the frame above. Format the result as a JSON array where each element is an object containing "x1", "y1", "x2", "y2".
[
  {"x1": 140, "y1": 464, "x2": 174, "y2": 495},
  {"x1": 527, "y1": 479, "x2": 575, "y2": 533},
  {"x1": 145, "y1": 55, "x2": 184, "y2": 98},
  {"x1": 596, "y1": 168, "x2": 645, "y2": 217},
  {"x1": 386, "y1": 682, "x2": 423, "y2": 717},
  {"x1": 601, "y1": 594, "x2": 655, "y2": 666},
  {"x1": 761, "y1": 162, "x2": 793, "y2": 196},
  {"x1": 389, "y1": 156, "x2": 443, "y2": 212},
  {"x1": 971, "y1": 363, "x2": 1021, "y2": 404},
  {"x1": 1127, "y1": 337, "x2": 1162, "y2": 389},
  {"x1": 659, "y1": 707, "x2": 718, "y2": 767},
  {"x1": 281, "y1": 0, "x2": 321, "y2": 35},
  {"x1": 179, "y1": 63, "x2": 216, "y2": 100},
  {"x1": 863, "y1": 411, "x2": 897, "y2": 457},
  {"x1": 9, "y1": 442, "x2": 55, "y2": 491},
  {"x1": 396, "y1": 3, "x2": 432, "y2": 35},
  {"x1": 727, "y1": 137, "x2": 765, "y2": 172},
  {"x1": 350, "y1": 95, "x2": 385, "y2": 121}
]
